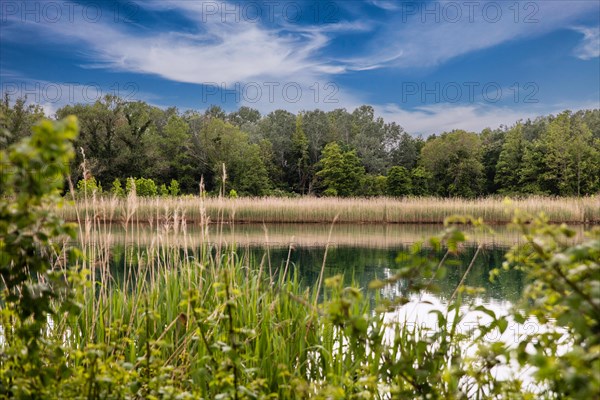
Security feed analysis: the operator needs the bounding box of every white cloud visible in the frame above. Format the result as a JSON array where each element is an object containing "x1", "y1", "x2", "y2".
[
  {"x1": 368, "y1": 1, "x2": 400, "y2": 11},
  {"x1": 376, "y1": 101, "x2": 600, "y2": 136},
  {"x1": 2, "y1": 0, "x2": 597, "y2": 133},
  {"x1": 1, "y1": 1, "x2": 352, "y2": 89},
  {"x1": 345, "y1": 1, "x2": 600, "y2": 70},
  {"x1": 573, "y1": 26, "x2": 600, "y2": 60},
  {"x1": 0, "y1": 75, "x2": 160, "y2": 117}
]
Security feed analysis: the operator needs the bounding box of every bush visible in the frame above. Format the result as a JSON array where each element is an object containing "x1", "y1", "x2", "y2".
[
  {"x1": 168, "y1": 179, "x2": 180, "y2": 196},
  {"x1": 159, "y1": 183, "x2": 169, "y2": 196},
  {"x1": 76, "y1": 176, "x2": 102, "y2": 197},
  {"x1": 125, "y1": 177, "x2": 158, "y2": 197},
  {"x1": 0, "y1": 117, "x2": 81, "y2": 397},
  {"x1": 111, "y1": 178, "x2": 125, "y2": 197}
]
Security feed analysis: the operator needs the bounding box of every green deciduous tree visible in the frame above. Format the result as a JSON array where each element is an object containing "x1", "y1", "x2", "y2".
[
  {"x1": 0, "y1": 94, "x2": 46, "y2": 147},
  {"x1": 191, "y1": 118, "x2": 271, "y2": 195},
  {"x1": 387, "y1": 166, "x2": 412, "y2": 197},
  {"x1": 419, "y1": 130, "x2": 484, "y2": 197},
  {"x1": 521, "y1": 111, "x2": 600, "y2": 195},
  {"x1": 316, "y1": 142, "x2": 365, "y2": 197},
  {"x1": 291, "y1": 114, "x2": 312, "y2": 194},
  {"x1": 411, "y1": 166, "x2": 432, "y2": 196},
  {"x1": 480, "y1": 127, "x2": 505, "y2": 194},
  {"x1": 495, "y1": 124, "x2": 526, "y2": 194}
]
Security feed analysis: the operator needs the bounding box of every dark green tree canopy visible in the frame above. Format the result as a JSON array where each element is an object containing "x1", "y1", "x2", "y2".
[{"x1": 3, "y1": 92, "x2": 598, "y2": 197}]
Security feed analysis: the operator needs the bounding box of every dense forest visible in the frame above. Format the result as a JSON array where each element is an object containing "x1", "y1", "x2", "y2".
[{"x1": 1, "y1": 93, "x2": 599, "y2": 197}]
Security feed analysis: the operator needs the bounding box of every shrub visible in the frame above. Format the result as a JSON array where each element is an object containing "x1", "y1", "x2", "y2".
[
  {"x1": 125, "y1": 177, "x2": 158, "y2": 197},
  {"x1": 76, "y1": 176, "x2": 102, "y2": 197},
  {"x1": 111, "y1": 178, "x2": 125, "y2": 197},
  {"x1": 0, "y1": 117, "x2": 81, "y2": 397},
  {"x1": 159, "y1": 183, "x2": 169, "y2": 196},
  {"x1": 168, "y1": 179, "x2": 180, "y2": 196}
]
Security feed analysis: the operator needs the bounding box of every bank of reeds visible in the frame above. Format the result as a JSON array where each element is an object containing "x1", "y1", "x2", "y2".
[
  {"x1": 7, "y1": 186, "x2": 593, "y2": 397},
  {"x1": 48, "y1": 187, "x2": 513, "y2": 397},
  {"x1": 57, "y1": 195, "x2": 600, "y2": 225}
]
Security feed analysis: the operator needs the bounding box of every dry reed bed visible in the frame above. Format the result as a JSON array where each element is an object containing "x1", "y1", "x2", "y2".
[{"x1": 58, "y1": 196, "x2": 600, "y2": 224}]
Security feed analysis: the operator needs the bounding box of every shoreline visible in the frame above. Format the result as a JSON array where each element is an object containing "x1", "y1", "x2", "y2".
[{"x1": 57, "y1": 195, "x2": 600, "y2": 225}]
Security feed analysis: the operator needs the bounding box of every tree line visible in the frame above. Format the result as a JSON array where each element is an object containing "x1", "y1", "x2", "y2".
[{"x1": 1, "y1": 93, "x2": 599, "y2": 197}]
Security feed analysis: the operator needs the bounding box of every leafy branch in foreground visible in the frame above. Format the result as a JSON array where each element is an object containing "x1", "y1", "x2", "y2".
[
  {"x1": 494, "y1": 212, "x2": 600, "y2": 398},
  {"x1": 0, "y1": 117, "x2": 82, "y2": 398}
]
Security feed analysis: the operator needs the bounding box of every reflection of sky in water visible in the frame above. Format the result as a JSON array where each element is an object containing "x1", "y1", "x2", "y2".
[{"x1": 382, "y1": 291, "x2": 567, "y2": 393}]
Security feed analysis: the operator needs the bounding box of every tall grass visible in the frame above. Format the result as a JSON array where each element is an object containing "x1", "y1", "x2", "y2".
[
  {"x1": 60, "y1": 187, "x2": 333, "y2": 396},
  {"x1": 32, "y1": 186, "x2": 596, "y2": 397},
  {"x1": 50, "y1": 187, "x2": 500, "y2": 397},
  {"x1": 58, "y1": 195, "x2": 600, "y2": 224}
]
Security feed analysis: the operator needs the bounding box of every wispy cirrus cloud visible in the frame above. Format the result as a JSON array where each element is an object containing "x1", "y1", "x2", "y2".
[
  {"x1": 1, "y1": 1, "x2": 597, "y2": 135},
  {"x1": 377, "y1": 100, "x2": 600, "y2": 136},
  {"x1": 573, "y1": 26, "x2": 600, "y2": 60},
  {"x1": 368, "y1": 1, "x2": 400, "y2": 11},
  {"x1": 344, "y1": 1, "x2": 600, "y2": 71},
  {"x1": 1, "y1": 1, "x2": 358, "y2": 86}
]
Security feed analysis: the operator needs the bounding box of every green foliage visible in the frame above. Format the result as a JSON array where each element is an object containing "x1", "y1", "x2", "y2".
[
  {"x1": 126, "y1": 177, "x2": 158, "y2": 197},
  {"x1": 76, "y1": 176, "x2": 103, "y2": 197},
  {"x1": 229, "y1": 188, "x2": 238, "y2": 198},
  {"x1": 389, "y1": 132, "x2": 421, "y2": 169},
  {"x1": 410, "y1": 166, "x2": 432, "y2": 196},
  {"x1": 45, "y1": 93, "x2": 598, "y2": 197},
  {"x1": 497, "y1": 112, "x2": 600, "y2": 196},
  {"x1": 480, "y1": 127, "x2": 506, "y2": 193},
  {"x1": 0, "y1": 117, "x2": 81, "y2": 397},
  {"x1": 291, "y1": 114, "x2": 311, "y2": 194},
  {"x1": 159, "y1": 183, "x2": 169, "y2": 196},
  {"x1": 496, "y1": 212, "x2": 600, "y2": 398},
  {"x1": 0, "y1": 94, "x2": 46, "y2": 147},
  {"x1": 192, "y1": 118, "x2": 270, "y2": 195},
  {"x1": 233, "y1": 143, "x2": 271, "y2": 196},
  {"x1": 387, "y1": 165, "x2": 413, "y2": 196},
  {"x1": 317, "y1": 142, "x2": 366, "y2": 197},
  {"x1": 495, "y1": 124, "x2": 526, "y2": 194},
  {"x1": 110, "y1": 178, "x2": 125, "y2": 197},
  {"x1": 535, "y1": 111, "x2": 600, "y2": 195},
  {"x1": 168, "y1": 179, "x2": 180, "y2": 196},
  {"x1": 361, "y1": 174, "x2": 387, "y2": 196},
  {"x1": 7, "y1": 113, "x2": 600, "y2": 399},
  {"x1": 420, "y1": 130, "x2": 485, "y2": 197}
]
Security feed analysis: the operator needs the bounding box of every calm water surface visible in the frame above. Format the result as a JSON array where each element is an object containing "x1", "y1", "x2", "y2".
[{"x1": 94, "y1": 222, "x2": 533, "y2": 306}]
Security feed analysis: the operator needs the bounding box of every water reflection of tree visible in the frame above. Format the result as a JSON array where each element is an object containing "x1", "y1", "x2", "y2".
[
  {"x1": 260, "y1": 245, "x2": 525, "y2": 305},
  {"x1": 104, "y1": 244, "x2": 525, "y2": 306}
]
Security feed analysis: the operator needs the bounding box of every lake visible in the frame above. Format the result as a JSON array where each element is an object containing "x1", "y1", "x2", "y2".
[{"x1": 86, "y1": 222, "x2": 542, "y2": 308}]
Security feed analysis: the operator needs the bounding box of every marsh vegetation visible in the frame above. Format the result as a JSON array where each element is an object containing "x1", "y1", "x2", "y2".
[{"x1": 1, "y1": 118, "x2": 599, "y2": 399}]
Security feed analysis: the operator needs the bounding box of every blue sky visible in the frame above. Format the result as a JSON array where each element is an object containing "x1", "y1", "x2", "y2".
[{"x1": 1, "y1": 0, "x2": 599, "y2": 135}]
